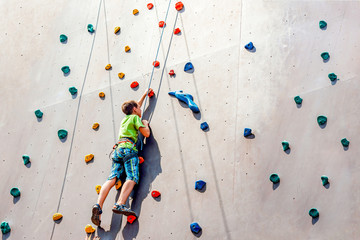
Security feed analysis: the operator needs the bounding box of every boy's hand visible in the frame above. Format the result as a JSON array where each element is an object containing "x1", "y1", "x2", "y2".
[
  {"x1": 142, "y1": 120, "x2": 149, "y2": 126},
  {"x1": 144, "y1": 88, "x2": 153, "y2": 96}
]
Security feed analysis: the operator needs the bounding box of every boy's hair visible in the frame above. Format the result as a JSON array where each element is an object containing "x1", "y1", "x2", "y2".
[{"x1": 122, "y1": 100, "x2": 138, "y2": 115}]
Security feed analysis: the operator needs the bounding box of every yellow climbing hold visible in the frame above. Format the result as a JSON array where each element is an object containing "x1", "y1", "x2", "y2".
[
  {"x1": 105, "y1": 64, "x2": 112, "y2": 70},
  {"x1": 92, "y1": 123, "x2": 99, "y2": 129},
  {"x1": 99, "y1": 92, "x2": 105, "y2": 98},
  {"x1": 133, "y1": 9, "x2": 139, "y2": 15},
  {"x1": 85, "y1": 224, "x2": 96, "y2": 234},
  {"x1": 53, "y1": 213, "x2": 63, "y2": 221},
  {"x1": 114, "y1": 26, "x2": 120, "y2": 34},
  {"x1": 118, "y1": 72, "x2": 125, "y2": 79},
  {"x1": 125, "y1": 46, "x2": 131, "y2": 52},
  {"x1": 95, "y1": 185, "x2": 101, "y2": 194},
  {"x1": 85, "y1": 154, "x2": 94, "y2": 163},
  {"x1": 115, "y1": 180, "x2": 122, "y2": 190}
]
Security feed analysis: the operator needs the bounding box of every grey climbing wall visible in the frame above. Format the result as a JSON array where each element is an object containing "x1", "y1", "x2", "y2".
[{"x1": 1, "y1": 0, "x2": 360, "y2": 239}]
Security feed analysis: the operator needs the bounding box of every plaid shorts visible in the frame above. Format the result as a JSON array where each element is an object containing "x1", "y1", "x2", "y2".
[{"x1": 108, "y1": 148, "x2": 139, "y2": 184}]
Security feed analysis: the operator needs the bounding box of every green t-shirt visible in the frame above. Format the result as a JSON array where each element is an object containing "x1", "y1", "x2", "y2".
[{"x1": 117, "y1": 114, "x2": 145, "y2": 150}]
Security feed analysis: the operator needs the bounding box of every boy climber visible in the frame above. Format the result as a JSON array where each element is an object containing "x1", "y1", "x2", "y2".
[{"x1": 91, "y1": 88, "x2": 152, "y2": 226}]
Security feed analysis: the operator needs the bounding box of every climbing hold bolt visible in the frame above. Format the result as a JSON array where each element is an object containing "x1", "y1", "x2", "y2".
[
  {"x1": 159, "y1": 21, "x2": 165, "y2": 28},
  {"x1": 59, "y1": 34, "x2": 67, "y2": 43},
  {"x1": 10, "y1": 187, "x2": 20, "y2": 197},
  {"x1": 127, "y1": 215, "x2": 137, "y2": 224},
  {"x1": 114, "y1": 26, "x2": 120, "y2": 34},
  {"x1": 105, "y1": 64, "x2": 112, "y2": 70},
  {"x1": 130, "y1": 81, "x2": 139, "y2": 88},
  {"x1": 1, "y1": 222, "x2": 11, "y2": 235},
  {"x1": 244, "y1": 42, "x2": 254, "y2": 50},
  {"x1": 341, "y1": 138, "x2": 349, "y2": 147},
  {"x1": 85, "y1": 224, "x2": 96, "y2": 234},
  {"x1": 184, "y1": 62, "x2": 193, "y2": 72},
  {"x1": 309, "y1": 208, "x2": 319, "y2": 218},
  {"x1": 200, "y1": 122, "x2": 209, "y2": 131},
  {"x1": 321, "y1": 175, "x2": 329, "y2": 186},
  {"x1": 151, "y1": 190, "x2": 161, "y2": 198},
  {"x1": 69, "y1": 87, "x2": 78, "y2": 95},
  {"x1": 294, "y1": 96, "x2": 303, "y2": 104},
  {"x1": 118, "y1": 72, "x2": 125, "y2": 79},
  {"x1": 139, "y1": 156, "x2": 144, "y2": 164},
  {"x1": 317, "y1": 115, "x2": 327, "y2": 126},
  {"x1": 174, "y1": 28, "x2": 181, "y2": 34},
  {"x1": 61, "y1": 66, "x2": 70, "y2": 74},
  {"x1": 125, "y1": 46, "x2": 131, "y2": 52},
  {"x1": 115, "y1": 180, "x2": 122, "y2": 190},
  {"x1": 53, "y1": 213, "x2": 63, "y2": 221},
  {"x1": 22, "y1": 154, "x2": 30, "y2": 165},
  {"x1": 95, "y1": 185, "x2": 101, "y2": 194},
  {"x1": 87, "y1": 24, "x2": 95, "y2": 33},
  {"x1": 99, "y1": 92, "x2": 105, "y2": 98},
  {"x1": 168, "y1": 90, "x2": 200, "y2": 113},
  {"x1": 58, "y1": 129, "x2": 68, "y2": 139},
  {"x1": 321, "y1": 52, "x2": 330, "y2": 61},
  {"x1": 175, "y1": 2, "x2": 184, "y2": 11},
  {"x1": 148, "y1": 89, "x2": 155, "y2": 98},
  {"x1": 244, "y1": 128, "x2": 252, "y2": 137},
  {"x1": 147, "y1": 3, "x2": 153, "y2": 9},
  {"x1": 133, "y1": 9, "x2": 139, "y2": 15},
  {"x1": 328, "y1": 73, "x2": 337, "y2": 81},
  {"x1": 169, "y1": 69, "x2": 175, "y2": 76},
  {"x1": 85, "y1": 154, "x2": 94, "y2": 163},
  {"x1": 190, "y1": 222, "x2": 202, "y2": 234},
  {"x1": 282, "y1": 141, "x2": 289, "y2": 151},
  {"x1": 35, "y1": 109, "x2": 43, "y2": 118},
  {"x1": 153, "y1": 61, "x2": 160, "y2": 67},
  {"x1": 195, "y1": 180, "x2": 206, "y2": 190},
  {"x1": 92, "y1": 123, "x2": 99, "y2": 129},
  {"x1": 319, "y1": 20, "x2": 327, "y2": 29},
  {"x1": 269, "y1": 173, "x2": 280, "y2": 184}
]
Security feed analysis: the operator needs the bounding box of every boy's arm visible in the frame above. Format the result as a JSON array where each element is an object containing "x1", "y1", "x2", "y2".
[
  {"x1": 139, "y1": 120, "x2": 151, "y2": 137},
  {"x1": 137, "y1": 88, "x2": 153, "y2": 108}
]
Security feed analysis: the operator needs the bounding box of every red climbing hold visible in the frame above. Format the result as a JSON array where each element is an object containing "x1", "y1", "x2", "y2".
[
  {"x1": 153, "y1": 61, "x2": 160, "y2": 67},
  {"x1": 169, "y1": 70, "x2": 175, "y2": 76},
  {"x1": 130, "y1": 81, "x2": 139, "y2": 88},
  {"x1": 127, "y1": 215, "x2": 137, "y2": 224},
  {"x1": 148, "y1": 89, "x2": 155, "y2": 98},
  {"x1": 175, "y1": 2, "x2": 183, "y2": 11},
  {"x1": 151, "y1": 190, "x2": 161, "y2": 198},
  {"x1": 147, "y1": 3, "x2": 153, "y2": 9},
  {"x1": 174, "y1": 28, "x2": 181, "y2": 34},
  {"x1": 159, "y1": 21, "x2": 165, "y2": 28},
  {"x1": 139, "y1": 156, "x2": 144, "y2": 164}
]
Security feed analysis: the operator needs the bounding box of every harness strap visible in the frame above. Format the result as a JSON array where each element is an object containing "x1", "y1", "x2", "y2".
[{"x1": 112, "y1": 152, "x2": 138, "y2": 163}]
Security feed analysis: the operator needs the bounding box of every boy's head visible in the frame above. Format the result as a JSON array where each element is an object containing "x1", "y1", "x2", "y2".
[{"x1": 122, "y1": 100, "x2": 141, "y2": 117}]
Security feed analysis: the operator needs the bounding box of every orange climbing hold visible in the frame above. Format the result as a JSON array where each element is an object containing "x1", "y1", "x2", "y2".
[
  {"x1": 118, "y1": 72, "x2": 125, "y2": 79},
  {"x1": 92, "y1": 123, "x2": 99, "y2": 129},
  {"x1": 99, "y1": 92, "x2": 105, "y2": 98},
  {"x1": 127, "y1": 215, "x2": 137, "y2": 224},
  {"x1": 114, "y1": 26, "x2": 120, "y2": 34},
  {"x1": 159, "y1": 21, "x2": 165, "y2": 28},
  {"x1": 151, "y1": 190, "x2": 161, "y2": 198},
  {"x1": 153, "y1": 61, "x2": 160, "y2": 67},
  {"x1": 175, "y1": 2, "x2": 183, "y2": 11},
  {"x1": 148, "y1": 89, "x2": 155, "y2": 98},
  {"x1": 115, "y1": 180, "x2": 122, "y2": 189},
  {"x1": 139, "y1": 156, "x2": 144, "y2": 164},
  {"x1": 131, "y1": 81, "x2": 139, "y2": 88},
  {"x1": 85, "y1": 154, "x2": 94, "y2": 163},
  {"x1": 85, "y1": 224, "x2": 96, "y2": 234},
  {"x1": 174, "y1": 28, "x2": 181, "y2": 34},
  {"x1": 133, "y1": 9, "x2": 139, "y2": 15},
  {"x1": 125, "y1": 46, "x2": 131, "y2": 52},
  {"x1": 147, "y1": 3, "x2": 153, "y2": 9},
  {"x1": 169, "y1": 69, "x2": 175, "y2": 76},
  {"x1": 105, "y1": 64, "x2": 112, "y2": 70},
  {"x1": 53, "y1": 213, "x2": 63, "y2": 221}
]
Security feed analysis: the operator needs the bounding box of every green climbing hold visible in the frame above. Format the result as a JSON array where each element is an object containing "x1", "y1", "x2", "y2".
[
  {"x1": 10, "y1": 187, "x2": 20, "y2": 197},
  {"x1": 321, "y1": 175, "x2": 329, "y2": 186},
  {"x1": 341, "y1": 138, "x2": 349, "y2": 147},
  {"x1": 321, "y1": 52, "x2": 330, "y2": 60},
  {"x1": 0, "y1": 221, "x2": 11, "y2": 234},
  {"x1": 22, "y1": 154, "x2": 30, "y2": 165},
  {"x1": 317, "y1": 115, "x2": 327, "y2": 125},
  {"x1": 309, "y1": 208, "x2": 319, "y2": 218},
  {"x1": 294, "y1": 96, "x2": 303, "y2": 104},
  {"x1": 269, "y1": 173, "x2": 280, "y2": 184},
  {"x1": 328, "y1": 73, "x2": 337, "y2": 81},
  {"x1": 61, "y1": 66, "x2": 70, "y2": 74},
  {"x1": 58, "y1": 129, "x2": 68, "y2": 139},
  {"x1": 35, "y1": 109, "x2": 43, "y2": 118},
  {"x1": 69, "y1": 87, "x2": 77, "y2": 95},
  {"x1": 60, "y1": 34, "x2": 67, "y2": 43},
  {"x1": 319, "y1": 20, "x2": 327, "y2": 29},
  {"x1": 87, "y1": 24, "x2": 95, "y2": 33},
  {"x1": 282, "y1": 141, "x2": 289, "y2": 151}
]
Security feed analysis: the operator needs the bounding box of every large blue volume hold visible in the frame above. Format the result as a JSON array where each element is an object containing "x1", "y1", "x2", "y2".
[
  {"x1": 184, "y1": 62, "x2": 194, "y2": 71},
  {"x1": 168, "y1": 90, "x2": 200, "y2": 113},
  {"x1": 195, "y1": 180, "x2": 206, "y2": 190},
  {"x1": 200, "y1": 122, "x2": 209, "y2": 131},
  {"x1": 244, "y1": 42, "x2": 254, "y2": 50},
  {"x1": 190, "y1": 222, "x2": 202, "y2": 234},
  {"x1": 244, "y1": 128, "x2": 252, "y2": 137}
]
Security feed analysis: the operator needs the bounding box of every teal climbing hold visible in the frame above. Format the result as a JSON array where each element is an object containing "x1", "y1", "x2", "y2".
[
  {"x1": 22, "y1": 155, "x2": 30, "y2": 165},
  {"x1": 317, "y1": 115, "x2": 327, "y2": 125},
  {"x1": 328, "y1": 73, "x2": 337, "y2": 81},
  {"x1": 61, "y1": 66, "x2": 70, "y2": 74},
  {"x1": 87, "y1": 24, "x2": 95, "y2": 33},
  {"x1": 0, "y1": 221, "x2": 10, "y2": 235},
  {"x1": 309, "y1": 208, "x2": 319, "y2": 218},
  {"x1": 35, "y1": 109, "x2": 43, "y2": 118},
  {"x1": 282, "y1": 141, "x2": 289, "y2": 151},
  {"x1": 10, "y1": 187, "x2": 20, "y2": 197},
  {"x1": 60, "y1": 34, "x2": 67, "y2": 43},
  {"x1": 69, "y1": 87, "x2": 77, "y2": 95},
  {"x1": 341, "y1": 138, "x2": 349, "y2": 147},
  {"x1": 58, "y1": 129, "x2": 68, "y2": 139},
  {"x1": 319, "y1": 20, "x2": 327, "y2": 29},
  {"x1": 294, "y1": 96, "x2": 302, "y2": 104},
  {"x1": 269, "y1": 173, "x2": 280, "y2": 184},
  {"x1": 321, "y1": 175, "x2": 329, "y2": 186},
  {"x1": 321, "y1": 52, "x2": 330, "y2": 60}
]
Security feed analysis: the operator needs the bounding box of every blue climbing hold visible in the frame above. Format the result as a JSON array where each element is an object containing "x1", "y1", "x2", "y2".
[
  {"x1": 184, "y1": 62, "x2": 193, "y2": 72},
  {"x1": 200, "y1": 122, "x2": 209, "y2": 131},
  {"x1": 190, "y1": 222, "x2": 202, "y2": 234},
  {"x1": 168, "y1": 90, "x2": 200, "y2": 113},
  {"x1": 244, "y1": 128, "x2": 252, "y2": 137},
  {"x1": 195, "y1": 180, "x2": 206, "y2": 190},
  {"x1": 244, "y1": 42, "x2": 254, "y2": 50}
]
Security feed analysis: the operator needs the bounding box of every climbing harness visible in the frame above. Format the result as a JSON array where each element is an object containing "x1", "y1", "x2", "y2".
[{"x1": 109, "y1": 137, "x2": 137, "y2": 161}]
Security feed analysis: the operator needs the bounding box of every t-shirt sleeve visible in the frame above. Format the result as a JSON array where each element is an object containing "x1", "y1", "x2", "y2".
[{"x1": 133, "y1": 115, "x2": 145, "y2": 130}]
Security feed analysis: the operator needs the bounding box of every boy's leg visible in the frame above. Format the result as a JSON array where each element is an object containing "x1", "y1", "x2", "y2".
[
  {"x1": 116, "y1": 180, "x2": 136, "y2": 205},
  {"x1": 97, "y1": 178, "x2": 116, "y2": 209}
]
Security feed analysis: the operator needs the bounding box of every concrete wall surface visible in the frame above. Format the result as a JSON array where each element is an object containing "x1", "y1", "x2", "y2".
[{"x1": 1, "y1": 0, "x2": 360, "y2": 239}]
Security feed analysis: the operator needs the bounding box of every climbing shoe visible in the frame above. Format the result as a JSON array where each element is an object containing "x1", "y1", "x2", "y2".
[
  {"x1": 112, "y1": 203, "x2": 136, "y2": 216},
  {"x1": 91, "y1": 204, "x2": 102, "y2": 226}
]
